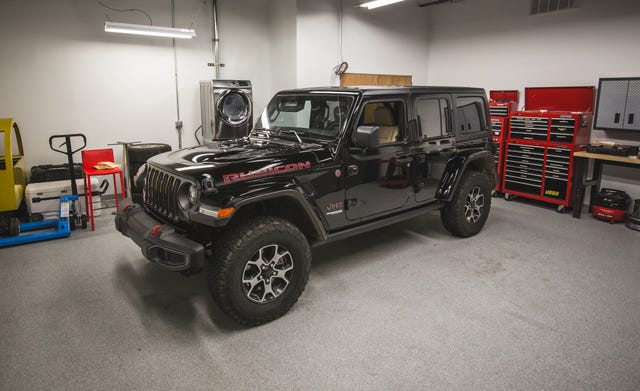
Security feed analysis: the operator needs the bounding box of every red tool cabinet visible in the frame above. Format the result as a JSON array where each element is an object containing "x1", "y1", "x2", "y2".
[
  {"x1": 488, "y1": 90, "x2": 519, "y2": 193},
  {"x1": 502, "y1": 86, "x2": 594, "y2": 212}
]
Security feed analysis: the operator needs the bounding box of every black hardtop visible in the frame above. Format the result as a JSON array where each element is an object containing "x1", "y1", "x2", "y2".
[{"x1": 277, "y1": 86, "x2": 486, "y2": 96}]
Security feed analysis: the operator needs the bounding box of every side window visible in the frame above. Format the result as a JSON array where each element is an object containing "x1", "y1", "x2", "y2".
[
  {"x1": 0, "y1": 125, "x2": 22, "y2": 170},
  {"x1": 455, "y1": 96, "x2": 487, "y2": 134},
  {"x1": 358, "y1": 101, "x2": 404, "y2": 145},
  {"x1": 416, "y1": 97, "x2": 450, "y2": 139}
]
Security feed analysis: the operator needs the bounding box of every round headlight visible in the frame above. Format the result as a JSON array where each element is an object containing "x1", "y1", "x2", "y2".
[
  {"x1": 188, "y1": 184, "x2": 198, "y2": 204},
  {"x1": 134, "y1": 163, "x2": 147, "y2": 188},
  {"x1": 178, "y1": 183, "x2": 198, "y2": 211}
]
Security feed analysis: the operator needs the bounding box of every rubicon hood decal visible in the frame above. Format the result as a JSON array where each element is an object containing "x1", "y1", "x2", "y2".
[{"x1": 222, "y1": 161, "x2": 311, "y2": 183}]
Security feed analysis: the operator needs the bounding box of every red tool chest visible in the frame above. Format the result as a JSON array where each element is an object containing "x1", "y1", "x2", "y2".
[
  {"x1": 488, "y1": 90, "x2": 519, "y2": 193},
  {"x1": 503, "y1": 86, "x2": 594, "y2": 212}
]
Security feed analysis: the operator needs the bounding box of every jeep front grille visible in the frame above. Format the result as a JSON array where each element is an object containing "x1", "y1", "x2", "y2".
[{"x1": 144, "y1": 165, "x2": 189, "y2": 222}]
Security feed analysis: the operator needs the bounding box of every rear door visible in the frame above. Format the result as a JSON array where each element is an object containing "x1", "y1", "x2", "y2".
[{"x1": 410, "y1": 94, "x2": 456, "y2": 203}]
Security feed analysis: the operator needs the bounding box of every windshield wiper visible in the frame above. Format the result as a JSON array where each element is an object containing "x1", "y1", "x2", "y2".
[
  {"x1": 279, "y1": 129, "x2": 306, "y2": 145},
  {"x1": 251, "y1": 127, "x2": 271, "y2": 139}
]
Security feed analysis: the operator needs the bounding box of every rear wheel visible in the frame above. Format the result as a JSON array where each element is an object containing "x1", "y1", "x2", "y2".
[
  {"x1": 441, "y1": 171, "x2": 492, "y2": 237},
  {"x1": 207, "y1": 216, "x2": 311, "y2": 326}
]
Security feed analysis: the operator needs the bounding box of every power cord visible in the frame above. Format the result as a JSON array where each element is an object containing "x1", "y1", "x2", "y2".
[
  {"x1": 95, "y1": 0, "x2": 153, "y2": 25},
  {"x1": 333, "y1": 0, "x2": 349, "y2": 76},
  {"x1": 194, "y1": 125, "x2": 203, "y2": 145},
  {"x1": 333, "y1": 62, "x2": 349, "y2": 75}
]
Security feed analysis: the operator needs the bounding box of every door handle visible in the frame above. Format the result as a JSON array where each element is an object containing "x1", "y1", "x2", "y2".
[
  {"x1": 614, "y1": 113, "x2": 621, "y2": 123},
  {"x1": 629, "y1": 113, "x2": 635, "y2": 125},
  {"x1": 347, "y1": 165, "x2": 359, "y2": 176}
]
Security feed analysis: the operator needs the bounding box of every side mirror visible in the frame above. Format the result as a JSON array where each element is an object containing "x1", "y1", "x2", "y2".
[{"x1": 354, "y1": 126, "x2": 380, "y2": 149}]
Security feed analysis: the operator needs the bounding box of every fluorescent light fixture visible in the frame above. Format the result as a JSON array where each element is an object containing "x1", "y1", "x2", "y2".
[
  {"x1": 359, "y1": 0, "x2": 406, "y2": 9},
  {"x1": 104, "y1": 21, "x2": 196, "y2": 39}
]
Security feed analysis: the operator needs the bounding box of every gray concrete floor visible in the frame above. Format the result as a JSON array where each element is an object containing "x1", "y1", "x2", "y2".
[{"x1": 1, "y1": 199, "x2": 639, "y2": 390}]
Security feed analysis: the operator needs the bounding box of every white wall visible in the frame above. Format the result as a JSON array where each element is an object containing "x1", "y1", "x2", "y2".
[
  {"x1": 216, "y1": 0, "x2": 270, "y2": 121},
  {"x1": 295, "y1": 0, "x2": 430, "y2": 87},
  {"x1": 268, "y1": 0, "x2": 298, "y2": 94},
  {"x1": 426, "y1": 0, "x2": 640, "y2": 197},
  {"x1": 0, "y1": 0, "x2": 269, "y2": 171}
]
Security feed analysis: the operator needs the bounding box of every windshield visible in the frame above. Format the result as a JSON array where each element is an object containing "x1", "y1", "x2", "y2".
[{"x1": 254, "y1": 93, "x2": 355, "y2": 142}]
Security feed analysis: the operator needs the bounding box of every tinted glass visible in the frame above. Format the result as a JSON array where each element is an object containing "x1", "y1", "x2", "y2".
[
  {"x1": 416, "y1": 98, "x2": 450, "y2": 139},
  {"x1": 455, "y1": 96, "x2": 487, "y2": 134}
]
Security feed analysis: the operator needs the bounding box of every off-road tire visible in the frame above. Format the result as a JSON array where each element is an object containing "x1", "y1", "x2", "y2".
[
  {"x1": 207, "y1": 216, "x2": 311, "y2": 326},
  {"x1": 441, "y1": 171, "x2": 491, "y2": 238}
]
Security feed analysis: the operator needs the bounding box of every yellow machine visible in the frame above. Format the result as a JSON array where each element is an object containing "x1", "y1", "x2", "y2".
[{"x1": 0, "y1": 118, "x2": 26, "y2": 212}]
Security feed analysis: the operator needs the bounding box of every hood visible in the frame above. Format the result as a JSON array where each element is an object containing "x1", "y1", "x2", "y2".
[{"x1": 147, "y1": 139, "x2": 332, "y2": 187}]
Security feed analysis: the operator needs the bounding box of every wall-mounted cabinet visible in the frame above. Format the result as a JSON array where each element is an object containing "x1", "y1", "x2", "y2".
[{"x1": 594, "y1": 77, "x2": 640, "y2": 131}]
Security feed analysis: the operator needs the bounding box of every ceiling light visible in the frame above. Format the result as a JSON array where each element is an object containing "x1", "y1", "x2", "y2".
[
  {"x1": 359, "y1": 0, "x2": 406, "y2": 9},
  {"x1": 104, "y1": 21, "x2": 196, "y2": 39}
]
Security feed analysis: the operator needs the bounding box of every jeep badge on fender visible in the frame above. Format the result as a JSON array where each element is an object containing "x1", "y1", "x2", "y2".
[{"x1": 115, "y1": 86, "x2": 496, "y2": 326}]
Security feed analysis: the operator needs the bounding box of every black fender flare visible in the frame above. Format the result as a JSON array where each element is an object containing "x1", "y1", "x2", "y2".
[
  {"x1": 436, "y1": 150, "x2": 496, "y2": 202},
  {"x1": 231, "y1": 188, "x2": 328, "y2": 241}
]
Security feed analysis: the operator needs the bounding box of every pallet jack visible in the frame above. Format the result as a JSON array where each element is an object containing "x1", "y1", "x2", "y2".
[
  {"x1": 0, "y1": 195, "x2": 77, "y2": 247},
  {"x1": 0, "y1": 122, "x2": 87, "y2": 248}
]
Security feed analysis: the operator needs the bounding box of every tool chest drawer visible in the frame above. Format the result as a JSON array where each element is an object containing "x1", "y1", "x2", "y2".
[
  {"x1": 489, "y1": 106, "x2": 509, "y2": 117},
  {"x1": 491, "y1": 118, "x2": 505, "y2": 136},
  {"x1": 543, "y1": 149, "x2": 570, "y2": 200},
  {"x1": 509, "y1": 116, "x2": 549, "y2": 141},
  {"x1": 549, "y1": 117, "x2": 576, "y2": 143},
  {"x1": 544, "y1": 147, "x2": 570, "y2": 182},
  {"x1": 493, "y1": 140, "x2": 501, "y2": 166},
  {"x1": 504, "y1": 176, "x2": 542, "y2": 195},
  {"x1": 506, "y1": 144, "x2": 545, "y2": 160},
  {"x1": 504, "y1": 143, "x2": 544, "y2": 195}
]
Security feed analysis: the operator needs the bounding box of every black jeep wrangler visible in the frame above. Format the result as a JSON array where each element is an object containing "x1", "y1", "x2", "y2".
[{"x1": 116, "y1": 86, "x2": 496, "y2": 325}]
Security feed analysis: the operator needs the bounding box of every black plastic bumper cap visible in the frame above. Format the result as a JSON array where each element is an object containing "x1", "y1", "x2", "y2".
[{"x1": 115, "y1": 200, "x2": 205, "y2": 271}]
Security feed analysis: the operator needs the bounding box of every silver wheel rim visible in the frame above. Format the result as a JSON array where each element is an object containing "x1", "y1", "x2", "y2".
[
  {"x1": 464, "y1": 186, "x2": 485, "y2": 223},
  {"x1": 242, "y1": 244, "x2": 294, "y2": 304}
]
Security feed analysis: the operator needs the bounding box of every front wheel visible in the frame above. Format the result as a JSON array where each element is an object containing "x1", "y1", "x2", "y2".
[
  {"x1": 207, "y1": 216, "x2": 311, "y2": 326},
  {"x1": 440, "y1": 171, "x2": 492, "y2": 237}
]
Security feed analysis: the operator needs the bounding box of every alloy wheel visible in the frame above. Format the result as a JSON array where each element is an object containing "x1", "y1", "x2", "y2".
[
  {"x1": 242, "y1": 244, "x2": 294, "y2": 304},
  {"x1": 464, "y1": 186, "x2": 485, "y2": 223}
]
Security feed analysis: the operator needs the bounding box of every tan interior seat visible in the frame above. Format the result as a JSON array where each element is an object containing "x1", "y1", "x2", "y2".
[{"x1": 374, "y1": 106, "x2": 399, "y2": 144}]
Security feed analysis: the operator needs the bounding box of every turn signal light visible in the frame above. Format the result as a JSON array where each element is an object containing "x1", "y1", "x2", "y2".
[{"x1": 217, "y1": 207, "x2": 235, "y2": 218}]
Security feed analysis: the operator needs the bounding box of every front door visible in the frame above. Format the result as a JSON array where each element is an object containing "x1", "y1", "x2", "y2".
[{"x1": 345, "y1": 99, "x2": 413, "y2": 221}]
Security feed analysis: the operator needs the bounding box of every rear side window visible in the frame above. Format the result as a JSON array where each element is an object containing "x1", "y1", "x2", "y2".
[
  {"x1": 455, "y1": 96, "x2": 487, "y2": 134},
  {"x1": 415, "y1": 97, "x2": 450, "y2": 139}
]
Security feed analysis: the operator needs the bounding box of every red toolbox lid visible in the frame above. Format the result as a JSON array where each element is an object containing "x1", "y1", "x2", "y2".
[
  {"x1": 524, "y1": 86, "x2": 595, "y2": 112},
  {"x1": 489, "y1": 90, "x2": 519, "y2": 102}
]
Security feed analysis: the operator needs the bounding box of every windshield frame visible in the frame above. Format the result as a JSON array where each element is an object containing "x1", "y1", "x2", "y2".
[{"x1": 253, "y1": 91, "x2": 358, "y2": 143}]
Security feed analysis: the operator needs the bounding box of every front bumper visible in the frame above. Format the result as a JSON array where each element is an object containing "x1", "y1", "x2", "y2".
[{"x1": 115, "y1": 200, "x2": 205, "y2": 271}]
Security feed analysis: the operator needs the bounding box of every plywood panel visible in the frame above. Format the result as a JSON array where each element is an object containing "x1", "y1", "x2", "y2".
[{"x1": 340, "y1": 73, "x2": 413, "y2": 87}]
